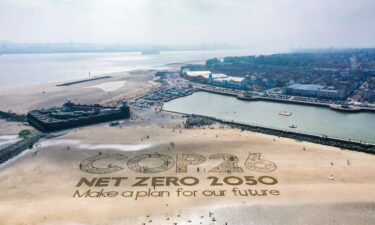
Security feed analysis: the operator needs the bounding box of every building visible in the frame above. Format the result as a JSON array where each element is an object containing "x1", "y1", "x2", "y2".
[
  {"x1": 363, "y1": 89, "x2": 375, "y2": 101},
  {"x1": 184, "y1": 71, "x2": 212, "y2": 79},
  {"x1": 183, "y1": 70, "x2": 249, "y2": 90},
  {"x1": 27, "y1": 100, "x2": 130, "y2": 132},
  {"x1": 285, "y1": 84, "x2": 347, "y2": 99},
  {"x1": 317, "y1": 88, "x2": 345, "y2": 99},
  {"x1": 285, "y1": 84, "x2": 325, "y2": 97},
  {"x1": 183, "y1": 71, "x2": 212, "y2": 83}
]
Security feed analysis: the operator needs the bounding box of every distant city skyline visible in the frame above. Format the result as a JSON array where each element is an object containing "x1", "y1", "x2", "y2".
[{"x1": 0, "y1": 0, "x2": 375, "y2": 52}]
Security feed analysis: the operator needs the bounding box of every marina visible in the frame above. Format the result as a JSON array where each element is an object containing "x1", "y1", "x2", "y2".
[{"x1": 164, "y1": 91, "x2": 375, "y2": 144}]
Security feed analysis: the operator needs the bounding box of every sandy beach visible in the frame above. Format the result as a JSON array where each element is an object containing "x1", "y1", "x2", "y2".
[
  {"x1": 0, "y1": 121, "x2": 375, "y2": 224},
  {"x1": 0, "y1": 70, "x2": 159, "y2": 114},
  {"x1": 0, "y1": 69, "x2": 375, "y2": 225}
]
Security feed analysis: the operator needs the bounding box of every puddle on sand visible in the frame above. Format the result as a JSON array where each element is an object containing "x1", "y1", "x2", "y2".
[
  {"x1": 37, "y1": 139, "x2": 152, "y2": 151},
  {"x1": 87, "y1": 81, "x2": 127, "y2": 92},
  {"x1": 0, "y1": 135, "x2": 21, "y2": 148}
]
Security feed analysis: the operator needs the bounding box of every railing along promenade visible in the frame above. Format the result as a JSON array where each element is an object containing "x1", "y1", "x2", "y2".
[{"x1": 197, "y1": 87, "x2": 375, "y2": 113}]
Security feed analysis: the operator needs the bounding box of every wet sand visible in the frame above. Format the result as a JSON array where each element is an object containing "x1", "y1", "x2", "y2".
[{"x1": 0, "y1": 70, "x2": 159, "y2": 114}]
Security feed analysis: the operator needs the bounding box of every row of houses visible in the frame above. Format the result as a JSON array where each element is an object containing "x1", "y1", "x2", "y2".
[{"x1": 182, "y1": 69, "x2": 354, "y2": 100}]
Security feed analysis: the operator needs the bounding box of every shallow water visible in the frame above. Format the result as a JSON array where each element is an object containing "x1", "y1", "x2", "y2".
[
  {"x1": 0, "y1": 49, "x2": 258, "y2": 87},
  {"x1": 37, "y1": 139, "x2": 152, "y2": 151},
  {"x1": 0, "y1": 135, "x2": 21, "y2": 148},
  {"x1": 88, "y1": 81, "x2": 127, "y2": 92}
]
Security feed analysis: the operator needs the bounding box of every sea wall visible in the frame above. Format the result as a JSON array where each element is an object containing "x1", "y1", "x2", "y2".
[
  {"x1": 164, "y1": 110, "x2": 375, "y2": 155},
  {"x1": 0, "y1": 111, "x2": 27, "y2": 122},
  {"x1": 0, "y1": 134, "x2": 45, "y2": 164},
  {"x1": 196, "y1": 88, "x2": 375, "y2": 113},
  {"x1": 204, "y1": 116, "x2": 375, "y2": 154},
  {"x1": 56, "y1": 76, "x2": 112, "y2": 86}
]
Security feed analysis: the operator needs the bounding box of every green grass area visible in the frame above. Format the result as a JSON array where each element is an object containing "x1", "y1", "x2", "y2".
[{"x1": 18, "y1": 129, "x2": 33, "y2": 138}]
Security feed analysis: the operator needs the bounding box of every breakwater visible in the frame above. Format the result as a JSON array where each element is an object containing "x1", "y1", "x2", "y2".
[
  {"x1": 212, "y1": 117, "x2": 375, "y2": 154},
  {"x1": 0, "y1": 134, "x2": 45, "y2": 164},
  {"x1": 0, "y1": 111, "x2": 26, "y2": 122},
  {"x1": 164, "y1": 109, "x2": 375, "y2": 154},
  {"x1": 56, "y1": 76, "x2": 112, "y2": 86}
]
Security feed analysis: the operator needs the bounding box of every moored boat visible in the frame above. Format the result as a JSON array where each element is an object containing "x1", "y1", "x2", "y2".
[{"x1": 279, "y1": 111, "x2": 293, "y2": 116}]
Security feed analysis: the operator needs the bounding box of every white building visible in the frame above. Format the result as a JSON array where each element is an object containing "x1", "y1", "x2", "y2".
[{"x1": 184, "y1": 70, "x2": 248, "y2": 90}]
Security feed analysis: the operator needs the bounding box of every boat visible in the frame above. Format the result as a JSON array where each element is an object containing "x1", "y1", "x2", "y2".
[
  {"x1": 279, "y1": 111, "x2": 292, "y2": 116},
  {"x1": 329, "y1": 104, "x2": 361, "y2": 112},
  {"x1": 288, "y1": 124, "x2": 297, "y2": 129}
]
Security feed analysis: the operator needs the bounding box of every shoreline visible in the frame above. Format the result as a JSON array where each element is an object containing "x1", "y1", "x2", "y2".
[
  {"x1": 162, "y1": 109, "x2": 375, "y2": 154},
  {"x1": 197, "y1": 87, "x2": 375, "y2": 113}
]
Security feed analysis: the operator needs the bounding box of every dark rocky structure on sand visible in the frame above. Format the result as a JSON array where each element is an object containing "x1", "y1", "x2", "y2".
[
  {"x1": 184, "y1": 114, "x2": 375, "y2": 155},
  {"x1": 27, "y1": 100, "x2": 130, "y2": 132},
  {"x1": 0, "y1": 134, "x2": 45, "y2": 164},
  {"x1": 0, "y1": 110, "x2": 27, "y2": 122}
]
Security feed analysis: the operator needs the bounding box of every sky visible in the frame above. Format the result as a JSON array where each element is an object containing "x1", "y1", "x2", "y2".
[{"x1": 0, "y1": 0, "x2": 375, "y2": 51}]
